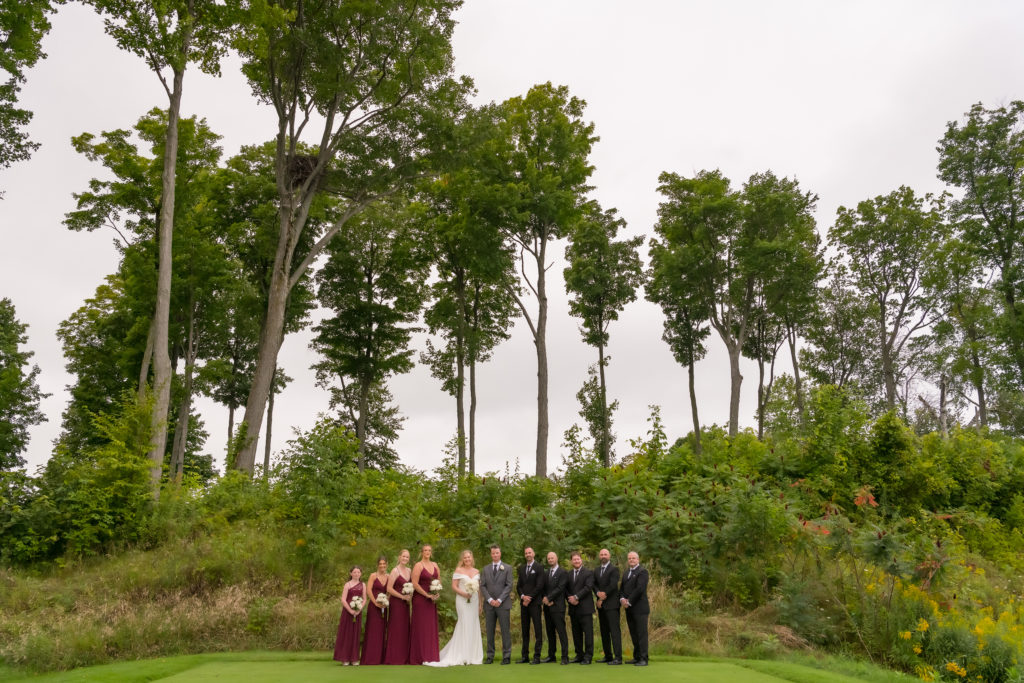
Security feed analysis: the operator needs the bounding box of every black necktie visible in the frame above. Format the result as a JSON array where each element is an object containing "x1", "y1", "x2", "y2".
[
  {"x1": 573, "y1": 569, "x2": 578, "y2": 582},
  {"x1": 550, "y1": 568, "x2": 554, "y2": 577},
  {"x1": 527, "y1": 563, "x2": 532, "y2": 573},
  {"x1": 627, "y1": 568, "x2": 633, "y2": 580},
  {"x1": 600, "y1": 565, "x2": 606, "y2": 576}
]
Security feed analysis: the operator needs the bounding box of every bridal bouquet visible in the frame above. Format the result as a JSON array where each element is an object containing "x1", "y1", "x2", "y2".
[
  {"x1": 401, "y1": 582, "x2": 414, "y2": 596},
  {"x1": 429, "y1": 579, "x2": 443, "y2": 594},
  {"x1": 349, "y1": 595, "x2": 364, "y2": 611},
  {"x1": 375, "y1": 592, "x2": 389, "y2": 610},
  {"x1": 464, "y1": 576, "x2": 480, "y2": 603}
]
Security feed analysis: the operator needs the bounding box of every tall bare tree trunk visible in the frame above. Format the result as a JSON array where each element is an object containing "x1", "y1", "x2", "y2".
[
  {"x1": 454, "y1": 276, "x2": 467, "y2": 480},
  {"x1": 227, "y1": 404, "x2": 235, "y2": 451},
  {"x1": 263, "y1": 384, "x2": 274, "y2": 477},
  {"x1": 148, "y1": 64, "x2": 187, "y2": 499},
  {"x1": 726, "y1": 342, "x2": 743, "y2": 438},
  {"x1": 235, "y1": 254, "x2": 291, "y2": 471},
  {"x1": 786, "y1": 323, "x2": 805, "y2": 421},
  {"x1": 356, "y1": 379, "x2": 370, "y2": 472},
  {"x1": 756, "y1": 355, "x2": 766, "y2": 440},
  {"x1": 170, "y1": 306, "x2": 197, "y2": 482},
  {"x1": 469, "y1": 356, "x2": 477, "y2": 476},
  {"x1": 534, "y1": 238, "x2": 549, "y2": 478},
  {"x1": 688, "y1": 359, "x2": 701, "y2": 455},
  {"x1": 597, "y1": 341, "x2": 609, "y2": 467}
]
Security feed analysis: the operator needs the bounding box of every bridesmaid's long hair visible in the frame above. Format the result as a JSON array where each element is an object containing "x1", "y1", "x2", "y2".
[{"x1": 397, "y1": 548, "x2": 410, "y2": 565}]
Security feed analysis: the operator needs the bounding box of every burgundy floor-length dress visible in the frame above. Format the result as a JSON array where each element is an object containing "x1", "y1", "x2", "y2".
[
  {"x1": 333, "y1": 583, "x2": 364, "y2": 663},
  {"x1": 383, "y1": 573, "x2": 412, "y2": 665},
  {"x1": 360, "y1": 576, "x2": 388, "y2": 665},
  {"x1": 408, "y1": 565, "x2": 440, "y2": 664}
]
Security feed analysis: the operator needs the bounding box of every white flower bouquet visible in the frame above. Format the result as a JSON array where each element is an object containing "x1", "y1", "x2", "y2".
[
  {"x1": 401, "y1": 582, "x2": 414, "y2": 596},
  {"x1": 349, "y1": 595, "x2": 364, "y2": 611},
  {"x1": 464, "y1": 576, "x2": 480, "y2": 603},
  {"x1": 429, "y1": 579, "x2": 443, "y2": 594},
  {"x1": 375, "y1": 592, "x2": 389, "y2": 609}
]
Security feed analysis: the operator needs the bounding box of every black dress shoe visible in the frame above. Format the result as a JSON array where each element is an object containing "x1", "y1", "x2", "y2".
[
  {"x1": 539, "y1": 656, "x2": 555, "y2": 663},
  {"x1": 634, "y1": 659, "x2": 648, "y2": 666},
  {"x1": 517, "y1": 658, "x2": 530, "y2": 664},
  {"x1": 608, "y1": 659, "x2": 623, "y2": 665},
  {"x1": 501, "y1": 658, "x2": 511, "y2": 665},
  {"x1": 530, "y1": 658, "x2": 542, "y2": 665},
  {"x1": 627, "y1": 658, "x2": 638, "y2": 664},
  {"x1": 570, "y1": 657, "x2": 583, "y2": 664},
  {"x1": 560, "y1": 658, "x2": 569, "y2": 665},
  {"x1": 581, "y1": 659, "x2": 592, "y2": 665},
  {"x1": 599, "y1": 657, "x2": 613, "y2": 663},
  {"x1": 484, "y1": 657, "x2": 494, "y2": 664}
]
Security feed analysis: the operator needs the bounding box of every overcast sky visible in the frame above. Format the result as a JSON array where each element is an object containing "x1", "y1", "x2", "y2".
[{"x1": 2, "y1": 1, "x2": 1023, "y2": 477}]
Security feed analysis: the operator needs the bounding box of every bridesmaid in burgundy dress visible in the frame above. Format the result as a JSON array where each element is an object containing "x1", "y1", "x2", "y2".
[
  {"x1": 333, "y1": 566, "x2": 366, "y2": 665},
  {"x1": 360, "y1": 556, "x2": 389, "y2": 665},
  {"x1": 409, "y1": 544, "x2": 441, "y2": 664},
  {"x1": 383, "y1": 549, "x2": 413, "y2": 665}
]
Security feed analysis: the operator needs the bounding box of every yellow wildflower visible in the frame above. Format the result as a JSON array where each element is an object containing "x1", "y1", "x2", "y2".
[
  {"x1": 915, "y1": 664, "x2": 936, "y2": 681},
  {"x1": 295, "y1": 538, "x2": 306, "y2": 547},
  {"x1": 917, "y1": 618, "x2": 930, "y2": 632},
  {"x1": 945, "y1": 661, "x2": 967, "y2": 678},
  {"x1": 900, "y1": 630, "x2": 913, "y2": 640},
  {"x1": 913, "y1": 645, "x2": 922, "y2": 654}
]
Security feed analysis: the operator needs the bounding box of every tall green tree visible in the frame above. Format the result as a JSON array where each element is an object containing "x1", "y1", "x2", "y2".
[
  {"x1": 829, "y1": 187, "x2": 945, "y2": 412},
  {"x1": 563, "y1": 203, "x2": 643, "y2": 466},
  {"x1": 311, "y1": 201, "x2": 430, "y2": 471},
  {"x1": 652, "y1": 169, "x2": 814, "y2": 437},
  {"x1": 938, "y1": 101, "x2": 1024, "y2": 384},
  {"x1": 197, "y1": 143, "x2": 316, "y2": 456},
  {"x1": 230, "y1": 0, "x2": 464, "y2": 473},
  {"x1": 85, "y1": 0, "x2": 235, "y2": 493},
  {"x1": 65, "y1": 110, "x2": 225, "y2": 476},
  {"x1": 800, "y1": 265, "x2": 878, "y2": 395},
  {"x1": 421, "y1": 105, "x2": 517, "y2": 478},
  {"x1": 920, "y1": 237, "x2": 999, "y2": 429},
  {"x1": 740, "y1": 172, "x2": 821, "y2": 436},
  {"x1": 492, "y1": 83, "x2": 597, "y2": 477},
  {"x1": 0, "y1": 298, "x2": 47, "y2": 471},
  {"x1": 0, "y1": 0, "x2": 58, "y2": 177}
]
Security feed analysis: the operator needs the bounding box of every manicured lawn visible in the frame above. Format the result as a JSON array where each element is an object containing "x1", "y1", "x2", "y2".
[{"x1": 2, "y1": 652, "x2": 914, "y2": 682}]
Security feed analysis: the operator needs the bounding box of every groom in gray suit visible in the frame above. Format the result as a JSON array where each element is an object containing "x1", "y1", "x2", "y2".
[{"x1": 481, "y1": 544, "x2": 514, "y2": 664}]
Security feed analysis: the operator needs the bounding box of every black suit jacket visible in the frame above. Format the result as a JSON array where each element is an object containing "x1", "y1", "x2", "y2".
[
  {"x1": 619, "y1": 565, "x2": 650, "y2": 615},
  {"x1": 567, "y1": 566, "x2": 595, "y2": 616},
  {"x1": 593, "y1": 563, "x2": 620, "y2": 610},
  {"x1": 517, "y1": 561, "x2": 545, "y2": 602},
  {"x1": 543, "y1": 565, "x2": 568, "y2": 611}
]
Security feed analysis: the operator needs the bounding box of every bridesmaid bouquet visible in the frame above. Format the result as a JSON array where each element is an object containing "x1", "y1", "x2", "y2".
[
  {"x1": 401, "y1": 582, "x2": 414, "y2": 596},
  {"x1": 375, "y1": 592, "x2": 390, "y2": 609},
  {"x1": 464, "y1": 576, "x2": 480, "y2": 603},
  {"x1": 429, "y1": 579, "x2": 443, "y2": 594},
  {"x1": 350, "y1": 595, "x2": 364, "y2": 611}
]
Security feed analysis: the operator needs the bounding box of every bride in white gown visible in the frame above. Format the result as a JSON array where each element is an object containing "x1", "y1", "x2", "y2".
[{"x1": 426, "y1": 550, "x2": 484, "y2": 666}]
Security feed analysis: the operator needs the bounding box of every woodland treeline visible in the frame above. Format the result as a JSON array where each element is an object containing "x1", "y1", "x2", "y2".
[{"x1": 2, "y1": 3, "x2": 1024, "y2": 511}]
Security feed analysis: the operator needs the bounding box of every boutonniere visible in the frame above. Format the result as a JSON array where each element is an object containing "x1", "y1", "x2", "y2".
[{"x1": 498, "y1": 563, "x2": 504, "y2": 571}]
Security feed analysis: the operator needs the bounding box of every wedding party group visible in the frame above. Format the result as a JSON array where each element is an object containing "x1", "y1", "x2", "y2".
[{"x1": 332, "y1": 544, "x2": 651, "y2": 667}]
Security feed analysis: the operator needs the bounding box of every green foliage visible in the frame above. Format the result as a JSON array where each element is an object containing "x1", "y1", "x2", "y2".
[
  {"x1": 0, "y1": 0, "x2": 58, "y2": 172},
  {"x1": 2, "y1": 393, "x2": 154, "y2": 564},
  {"x1": 0, "y1": 297, "x2": 47, "y2": 471}
]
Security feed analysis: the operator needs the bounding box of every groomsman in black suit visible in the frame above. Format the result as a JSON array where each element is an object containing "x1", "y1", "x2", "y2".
[
  {"x1": 619, "y1": 550, "x2": 649, "y2": 666},
  {"x1": 593, "y1": 547, "x2": 622, "y2": 664},
  {"x1": 566, "y1": 551, "x2": 595, "y2": 664},
  {"x1": 516, "y1": 546, "x2": 545, "y2": 664},
  {"x1": 540, "y1": 551, "x2": 569, "y2": 664}
]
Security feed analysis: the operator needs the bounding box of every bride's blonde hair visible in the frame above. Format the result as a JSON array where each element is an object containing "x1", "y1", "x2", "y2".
[{"x1": 458, "y1": 549, "x2": 473, "y2": 567}]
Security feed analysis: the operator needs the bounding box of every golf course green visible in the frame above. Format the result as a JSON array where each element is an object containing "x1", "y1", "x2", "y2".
[{"x1": 3, "y1": 652, "x2": 913, "y2": 682}]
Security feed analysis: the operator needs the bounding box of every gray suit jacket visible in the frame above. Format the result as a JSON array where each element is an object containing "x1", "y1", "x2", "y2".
[{"x1": 480, "y1": 561, "x2": 513, "y2": 610}]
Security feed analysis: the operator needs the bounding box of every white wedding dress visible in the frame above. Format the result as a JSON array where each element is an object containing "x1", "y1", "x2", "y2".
[{"x1": 425, "y1": 572, "x2": 484, "y2": 666}]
